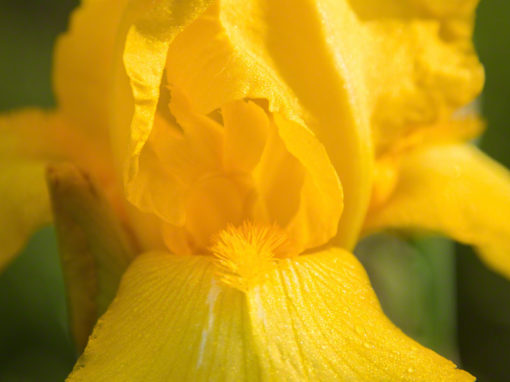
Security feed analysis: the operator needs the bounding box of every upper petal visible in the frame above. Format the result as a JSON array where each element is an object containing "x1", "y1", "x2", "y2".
[
  {"x1": 348, "y1": 0, "x2": 483, "y2": 154},
  {"x1": 67, "y1": 248, "x2": 472, "y2": 381},
  {"x1": 166, "y1": 0, "x2": 373, "y2": 248},
  {"x1": 54, "y1": 0, "x2": 129, "y2": 146},
  {"x1": 121, "y1": 0, "x2": 214, "y2": 185},
  {"x1": 365, "y1": 143, "x2": 510, "y2": 279}
]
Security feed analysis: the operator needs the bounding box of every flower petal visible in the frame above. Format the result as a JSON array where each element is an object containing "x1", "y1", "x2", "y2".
[
  {"x1": 122, "y1": 0, "x2": 213, "y2": 185},
  {"x1": 349, "y1": 0, "x2": 483, "y2": 154},
  {"x1": 365, "y1": 144, "x2": 510, "y2": 279},
  {"x1": 54, "y1": 0, "x2": 128, "y2": 145},
  {"x1": 271, "y1": 114, "x2": 343, "y2": 251},
  {"x1": 167, "y1": 1, "x2": 373, "y2": 249},
  {"x1": 68, "y1": 249, "x2": 472, "y2": 381},
  {"x1": 0, "y1": 161, "x2": 50, "y2": 271},
  {"x1": 67, "y1": 252, "x2": 260, "y2": 381},
  {"x1": 0, "y1": 109, "x2": 118, "y2": 269},
  {"x1": 0, "y1": 110, "x2": 64, "y2": 269},
  {"x1": 248, "y1": 249, "x2": 473, "y2": 381},
  {"x1": 223, "y1": 100, "x2": 270, "y2": 174}
]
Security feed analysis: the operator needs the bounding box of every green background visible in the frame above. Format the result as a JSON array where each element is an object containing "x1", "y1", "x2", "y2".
[{"x1": 0, "y1": 1, "x2": 509, "y2": 381}]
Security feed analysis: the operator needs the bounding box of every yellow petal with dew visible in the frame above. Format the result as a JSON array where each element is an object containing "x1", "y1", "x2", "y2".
[
  {"x1": 349, "y1": 0, "x2": 483, "y2": 154},
  {"x1": 54, "y1": 0, "x2": 128, "y2": 147},
  {"x1": 122, "y1": 0, "x2": 213, "y2": 186},
  {"x1": 167, "y1": 0, "x2": 373, "y2": 249},
  {"x1": 47, "y1": 163, "x2": 137, "y2": 351},
  {"x1": 68, "y1": 245, "x2": 472, "y2": 381},
  {"x1": 67, "y1": 252, "x2": 261, "y2": 381},
  {"x1": 247, "y1": 248, "x2": 473, "y2": 381},
  {"x1": 365, "y1": 143, "x2": 510, "y2": 279}
]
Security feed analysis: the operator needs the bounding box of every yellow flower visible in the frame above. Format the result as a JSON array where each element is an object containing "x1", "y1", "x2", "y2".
[{"x1": 1, "y1": 0, "x2": 508, "y2": 380}]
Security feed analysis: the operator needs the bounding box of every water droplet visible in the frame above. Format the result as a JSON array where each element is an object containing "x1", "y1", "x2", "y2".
[{"x1": 407, "y1": 367, "x2": 415, "y2": 374}]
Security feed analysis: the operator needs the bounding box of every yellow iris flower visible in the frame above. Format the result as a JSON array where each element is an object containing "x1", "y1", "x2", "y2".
[{"x1": 1, "y1": 0, "x2": 508, "y2": 380}]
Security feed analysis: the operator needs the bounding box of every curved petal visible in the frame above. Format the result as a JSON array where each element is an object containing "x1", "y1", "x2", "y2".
[
  {"x1": 0, "y1": 110, "x2": 64, "y2": 269},
  {"x1": 167, "y1": 1, "x2": 373, "y2": 249},
  {"x1": 272, "y1": 114, "x2": 343, "y2": 251},
  {"x1": 0, "y1": 109, "x2": 69, "y2": 161},
  {"x1": 67, "y1": 252, "x2": 260, "y2": 381},
  {"x1": 67, "y1": 249, "x2": 472, "y2": 381},
  {"x1": 54, "y1": 0, "x2": 129, "y2": 146},
  {"x1": 365, "y1": 144, "x2": 510, "y2": 279},
  {"x1": 122, "y1": 0, "x2": 213, "y2": 185}
]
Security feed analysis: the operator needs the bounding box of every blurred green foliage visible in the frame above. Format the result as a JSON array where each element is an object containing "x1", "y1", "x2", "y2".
[
  {"x1": 458, "y1": 3, "x2": 510, "y2": 381},
  {"x1": 0, "y1": 1, "x2": 509, "y2": 381},
  {"x1": 0, "y1": 1, "x2": 78, "y2": 380}
]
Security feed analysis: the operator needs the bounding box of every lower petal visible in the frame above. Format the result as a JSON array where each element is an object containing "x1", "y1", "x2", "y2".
[
  {"x1": 365, "y1": 143, "x2": 510, "y2": 279},
  {"x1": 68, "y1": 249, "x2": 472, "y2": 381}
]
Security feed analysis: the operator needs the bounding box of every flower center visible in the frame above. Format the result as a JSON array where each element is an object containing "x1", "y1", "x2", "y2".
[{"x1": 210, "y1": 221, "x2": 295, "y2": 290}]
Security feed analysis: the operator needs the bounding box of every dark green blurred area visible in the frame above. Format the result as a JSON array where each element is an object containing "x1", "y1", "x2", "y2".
[
  {"x1": 461, "y1": 3, "x2": 510, "y2": 381},
  {"x1": 0, "y1": 1, "x2": 509, "y2": 381},
  {"x1": 0, "y1": 1, "x2": 78, "y2": 380}
]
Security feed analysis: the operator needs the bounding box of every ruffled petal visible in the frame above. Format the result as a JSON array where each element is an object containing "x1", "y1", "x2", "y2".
[
  {"x1": 166, "y1": 0, "x2": 482, "y2": 247},
  {"x1": 122, "y1": 0, "x2": 213, "y2": 185},
  {"x1": 349, "y1": 0, "x2": 483, "y2": 153},
  {"x1": 166, "y1": 0, "x2": 373, "y2": 248},
  {"x1": 365, "y1": 144, "x2": 510, "y2": 279},
  {"x1": 68, "y1": 249, "x2": 472, "y2": 381}
]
